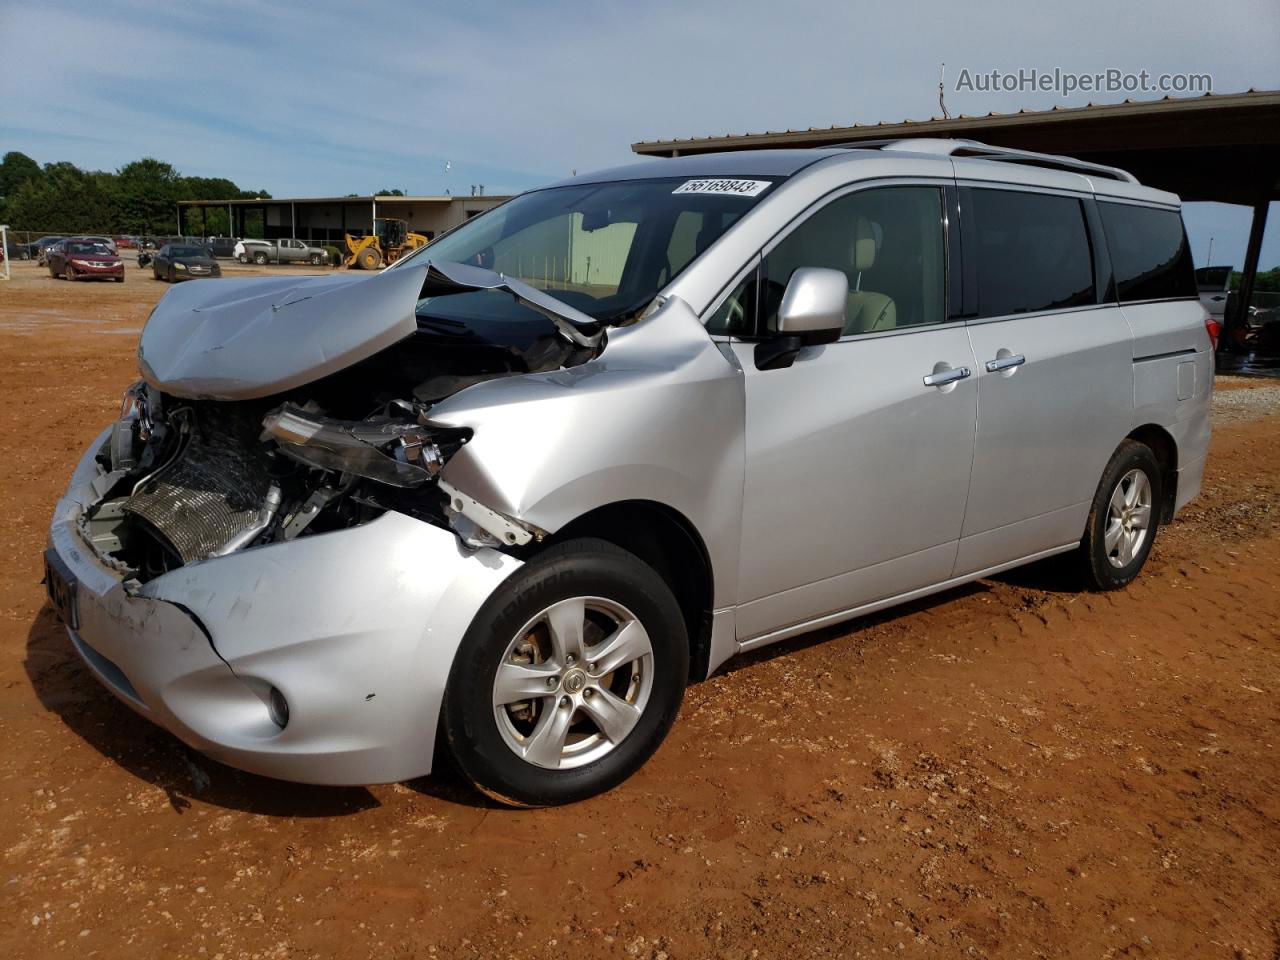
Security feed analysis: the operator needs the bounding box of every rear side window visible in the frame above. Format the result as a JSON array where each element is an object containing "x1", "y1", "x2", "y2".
[
  {"x1": 966, "y1": 188, "x2": 1096, "y2": 318},
  {"x1": 1098, "y1": 202, "x2": 1196, "y2": 302}
]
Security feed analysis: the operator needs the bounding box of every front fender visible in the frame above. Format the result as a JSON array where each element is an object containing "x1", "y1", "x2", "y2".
[{"x1": 429, "y1": 298, "x2": 746, "y2": 608}]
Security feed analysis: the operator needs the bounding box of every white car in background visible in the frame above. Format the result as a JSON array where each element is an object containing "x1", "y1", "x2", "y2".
[{"x1": 1196, "y1": 265, "x2": 1232, "y2": 321}]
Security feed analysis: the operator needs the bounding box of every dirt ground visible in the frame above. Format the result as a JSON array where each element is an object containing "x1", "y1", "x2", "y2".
[{"x1": 1, "y1": 257, "x2": 1277, "y2": 959}]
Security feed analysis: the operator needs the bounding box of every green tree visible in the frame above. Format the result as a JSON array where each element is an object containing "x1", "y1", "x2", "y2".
[
  {"x1": 2, "y1": 148, "x2": 271, "y2": 235},
  {"x1": 113, "y1": 158, "x2": 185, "y2": 234},
  {"x1": 6, "y1": 162, "x2": 113, "y2": 233},
  {"x1": 0, "y1": 151, "x2": 41, "y2": 222}
]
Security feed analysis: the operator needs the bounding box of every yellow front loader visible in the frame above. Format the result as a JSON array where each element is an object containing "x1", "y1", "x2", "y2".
[{"x1": 344, "y1": 218, "x2": 429, "y2": 269}]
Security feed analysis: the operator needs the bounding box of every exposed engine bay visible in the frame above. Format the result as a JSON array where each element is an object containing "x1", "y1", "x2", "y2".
[{"x1": 82, "y1": 268, "x2": 608, "y2": 584}]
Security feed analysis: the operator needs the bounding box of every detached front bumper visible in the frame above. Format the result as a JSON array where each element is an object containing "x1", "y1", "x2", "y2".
[{"x1": 47, "y1": 431, "x2": 522, "y2": 785}]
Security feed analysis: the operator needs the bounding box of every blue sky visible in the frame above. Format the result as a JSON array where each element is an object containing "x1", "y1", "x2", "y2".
[{"x1": 2, "y1": 0, "x2": 1278, "y2": 267}]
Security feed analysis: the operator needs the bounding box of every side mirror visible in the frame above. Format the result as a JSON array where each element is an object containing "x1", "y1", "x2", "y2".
[
  {"x1": 756, "y1": 267, "x2": 848, "y2": 371},
  {"x1": 777, "y1": 267, "x2": 848, "y2": 341}
]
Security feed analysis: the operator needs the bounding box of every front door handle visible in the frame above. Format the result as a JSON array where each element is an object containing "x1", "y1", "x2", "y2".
[
  {"x1": 922, "y1": 366, "x2": 971, "y2": 387},
  {"x1": 984, "y1": 353, "x2": 1026, "y2": 373}
]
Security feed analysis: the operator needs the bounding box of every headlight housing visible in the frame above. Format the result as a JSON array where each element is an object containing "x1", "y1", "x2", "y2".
[
  {"x1": 262, "y1": 404, "x2": 444, "y2": 488},
  {"x1": 175, "y1": 262, "x2": 188, "y2": 270}
]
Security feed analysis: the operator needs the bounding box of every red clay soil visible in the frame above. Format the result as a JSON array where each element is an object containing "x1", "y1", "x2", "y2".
[{"x1": 1, "y1": 260, "x2": 1277, "y2": 959}]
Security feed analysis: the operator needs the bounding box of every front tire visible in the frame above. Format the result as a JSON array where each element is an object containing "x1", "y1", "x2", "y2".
[
  {"x1": 443, "y1": 538, "x2": 688, "y2": 806},
  {"x1": 1077, "y1": 440, "x2": 1162, "y2": 590},
  {"x1": 253, "y1": 251, "x2": 268, "y2": 265}
]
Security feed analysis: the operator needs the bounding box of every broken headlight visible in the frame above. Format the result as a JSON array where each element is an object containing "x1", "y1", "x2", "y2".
[{"x1": 262, "y1": 403, "x2": 444, "y2": 488}]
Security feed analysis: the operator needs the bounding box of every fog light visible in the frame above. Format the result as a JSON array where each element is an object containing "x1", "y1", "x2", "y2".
[{"x1": 268, "y1": 686, "x2": 289, "y2": 729}]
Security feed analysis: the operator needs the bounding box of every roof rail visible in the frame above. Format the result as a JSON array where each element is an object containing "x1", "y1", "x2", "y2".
[{"x1": 831, "y1": 137, "x2": 1139, "y2": 184}]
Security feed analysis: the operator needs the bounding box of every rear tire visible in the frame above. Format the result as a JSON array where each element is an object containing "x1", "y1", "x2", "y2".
[
  {"x1": 443, "y1": 538, "x2": 688, "y2": 807},
  {"x1": 1076, "y1": 440, "x2": 1162, "y2": 590}
]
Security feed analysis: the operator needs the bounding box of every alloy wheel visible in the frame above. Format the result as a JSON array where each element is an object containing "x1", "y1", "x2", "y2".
[
  {"x1": 492, "y1": 596, "x2": 655, "y2": 770},
  {"x1": 1104, "y1": 468, "x2": 1152, "y2": 568}
]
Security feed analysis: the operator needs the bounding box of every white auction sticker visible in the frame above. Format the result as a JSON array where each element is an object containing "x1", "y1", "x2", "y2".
[{"x1": 672, "y1": 178, "x2": 771, "y2": 197}]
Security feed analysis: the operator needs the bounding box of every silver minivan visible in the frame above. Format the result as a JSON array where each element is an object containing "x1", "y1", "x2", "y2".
[{"x1": 46, "y1": 140, "x2": 1216, "y2": 805}]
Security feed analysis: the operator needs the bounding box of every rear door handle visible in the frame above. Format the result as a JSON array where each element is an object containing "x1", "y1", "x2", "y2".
[
  {"x1": 922, "y1": 366, "x2": 971, "y2": 387},
  {"x1": 984, "y1": 353, "x2": 1026, "y2": 373}
]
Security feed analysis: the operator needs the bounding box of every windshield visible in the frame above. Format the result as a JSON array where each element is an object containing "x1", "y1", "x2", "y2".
[
  {"x1": 68, "y1": 242, "x2": 112, "y2": 256},
  {"x1": 398, "y1": 177, "x2": 776, "y2": 321},
  {"x1": 170, "y1": 246, "x2": 203, "y2": 257}
]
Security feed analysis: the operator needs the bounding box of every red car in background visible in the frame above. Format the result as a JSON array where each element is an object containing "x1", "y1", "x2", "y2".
[{"x1": 47, "y1": 238, "x2": 125, "y2": 282}]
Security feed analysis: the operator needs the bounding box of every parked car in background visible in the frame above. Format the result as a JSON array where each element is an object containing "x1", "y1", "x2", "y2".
[
  {"x1": 31, "y1": 236, "x2": 65, "y2": 265},
  {"x1": 44, "y1": 140, "x2": 1215, "y2": 806},
  {"x1": 235, "y1": 237, "x2": 327, "y2": 265},
  {"x1": 46, "y1": 238, "x2": 125, "y2": 282},
  {"x1": 205, "y1": 236, "x2": 239, "y2": 259},
  {"x1": 115, "y1": 236, "x2": 138, "y2": 250},
  {"x1": 80, "y1": 235, "x2": 118, "y2": 254},
  {"x1": 1196, "y1": 265, "x2": 1232, "y2": 321},
  {"x1": 151, "y1": 243, "x2": 221, "y2": 282}
]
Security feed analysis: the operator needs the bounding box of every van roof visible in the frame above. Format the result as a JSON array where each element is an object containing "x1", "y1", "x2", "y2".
[{"x1": 555, "y1": 139, "x2": 1177, "y2": 205}]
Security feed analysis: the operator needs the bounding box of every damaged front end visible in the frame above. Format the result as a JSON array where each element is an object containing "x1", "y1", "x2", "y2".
[
  {"x1": 81, "y1": 260, "x2": 603, "y2": 582},
  {"x1": 83, "y1": 379, "x2": 539, "y2": 583}
]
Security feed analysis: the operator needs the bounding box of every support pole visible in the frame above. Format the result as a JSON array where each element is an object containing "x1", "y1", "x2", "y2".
[
  {"x1": 1, "y1": 225, "x2": 10, "y2": 281},
  {"x1": 1230, "y1": 198, "x2": 1270, "y2": 347}
]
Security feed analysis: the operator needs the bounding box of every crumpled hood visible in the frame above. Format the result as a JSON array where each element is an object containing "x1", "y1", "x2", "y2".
[
  {"x1": 138, "y1": 260, "x2": 607, "y2": 401},
  {"x1": 138, "y1": 265, "x2": 429, "y2": 400}
]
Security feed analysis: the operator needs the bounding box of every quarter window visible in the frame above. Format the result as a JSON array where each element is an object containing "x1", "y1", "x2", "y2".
[
  {"x1": 759, "y1": 186, "x2": 946, "y2": 336},
  {"x1": 966, "y1": 189, "x2": 1096, "y2": 319},
  {"x1": 1098, "y1": 202, "x2": 1196, "y2": 302}
]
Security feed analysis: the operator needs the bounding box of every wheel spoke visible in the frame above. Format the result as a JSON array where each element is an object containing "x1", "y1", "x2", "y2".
[
  {"x1": 522, "y1": 700, "x2": 574, "y2": 768},
  {"x1": 1131, "y1": 503, "x2": 1152, "y2": 531},
  {"x1": 579, "y1": 687, "x2": 642, "y2": 744},
  {"x1": 1123, "y1": 473, "x2": 1140, "y2": 507},
  {"x1": 544, "y1": 598, "x2": 585, "y2": 664},
  {"x1": 1109, "y1": 483, "x2": 1128, "y2": 516},
  {"x1": 1104, "y1": 517, "x2": 1124, "y2": 554},
  {"x1": 492, "y1": 660, "x2": 558, "y2": 707},
  {"x1": 1118, "y1": 529, "x2": 1136, "y2": 566},
  {"x1": 589, "y1": 620, "x2": 651, "y2": 677}
]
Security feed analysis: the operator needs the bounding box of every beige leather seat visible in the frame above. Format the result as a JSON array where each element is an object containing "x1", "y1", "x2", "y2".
[{"x1": 844, "y1": 217, "x2": 896, "y2": 335}]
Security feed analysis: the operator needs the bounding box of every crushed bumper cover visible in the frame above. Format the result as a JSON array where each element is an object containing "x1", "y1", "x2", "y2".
[{"x1": 48, "y1": 430, "x2": 522, "y2": 785}]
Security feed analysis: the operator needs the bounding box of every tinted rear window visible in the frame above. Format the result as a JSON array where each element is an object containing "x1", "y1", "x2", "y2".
[
  {"x1": 967, "y1": 188, "x2": 1096, "y2": 318},
  {"x1": 1098, "y1": 202, "x2": 1196, "y2": 302}
]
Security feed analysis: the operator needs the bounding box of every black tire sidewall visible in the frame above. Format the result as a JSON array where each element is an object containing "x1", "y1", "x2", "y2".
[
  {"x1": 1084, "y1": 440, "x2": 1162, "y2": 590},
  {"x1": 443, "y1": 539, "x2": 689, "y2": 806}
]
